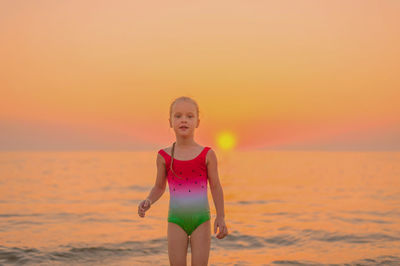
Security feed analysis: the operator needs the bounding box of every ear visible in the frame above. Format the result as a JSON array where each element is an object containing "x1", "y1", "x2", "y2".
[{"x1": 196, "y1": 119, "x2": 200, "y2": 128}]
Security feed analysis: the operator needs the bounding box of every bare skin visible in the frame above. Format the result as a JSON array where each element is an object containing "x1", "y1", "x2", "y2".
[
  {"x1": 138, "y1": 99, "x2": 228, "y2": 265},
  {"x1": 168, "y1": 222, "x2": 190, "y2": 265},
  {"x1": 168, "y1": 220, "x2": 211, "y2": 266}
]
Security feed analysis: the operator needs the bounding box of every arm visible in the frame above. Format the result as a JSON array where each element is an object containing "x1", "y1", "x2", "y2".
[
  {"x1": 207, "y1": 149, "x2": 225, "y2": 218},
  {"x1": 145, "y1": 153, "x2": 167, "y2": 205},
  {"x1": 207, "y1": 149, "x2": 228, "y2": 239},
  {"x1": 138, "y1": 153, "x2": 166, "y2": 217}
]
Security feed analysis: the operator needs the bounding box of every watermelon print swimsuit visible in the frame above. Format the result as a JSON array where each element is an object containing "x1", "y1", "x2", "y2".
[{"x1": 158, "y1": 146, "x2": 211, "y2": 236}]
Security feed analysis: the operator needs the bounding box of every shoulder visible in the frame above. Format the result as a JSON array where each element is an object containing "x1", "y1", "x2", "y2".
[
  {"x1": 159, "y1": 146, "x2": 172, "y2": 154},
  {"x1": 157, "y1": 146, "x2": 172, "y2": 165},
  {"x1": 158, "y1": 146, "x2": 172, "y2": 157},
  {"x1": 205, "y1": 147, "x2": 217, "y2": 166},
  {"x1": 157, "y1": 152, "x2": 165, "y2": 165}
]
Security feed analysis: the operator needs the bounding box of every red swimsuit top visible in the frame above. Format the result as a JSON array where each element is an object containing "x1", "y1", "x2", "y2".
[{"x1": 158, "y1": 146, "x2": 211, "y2": 199}]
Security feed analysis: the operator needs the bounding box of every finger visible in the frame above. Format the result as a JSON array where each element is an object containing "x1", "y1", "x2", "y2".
[
  {"x1": 214, "y1": 221, "x2": 217, "y2": 234},
  {"x1": 216, "y1": 226, "x2": 221, "y2": 236},
  {"x1": 221, "y1": 231, "x2": 227, "y2": 238},
  {"x1": 223, "y1": 225, "x2": 228, "y2": 234},
  {"x1": 217, "y1": 227, "x2": 226, "y2": 238},
  {"x1": 220, "y1": 226, "x2": 226, "y2": 234}
]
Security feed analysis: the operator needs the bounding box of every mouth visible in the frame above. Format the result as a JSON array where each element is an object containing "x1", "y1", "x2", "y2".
[{"x1": 179, "y1": 126, "x2": 189, "y2": 130}]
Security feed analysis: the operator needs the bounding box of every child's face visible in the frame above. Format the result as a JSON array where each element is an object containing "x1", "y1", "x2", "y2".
[{"x1": 169, "y1": 100, "x2": 199, "y2": 136}]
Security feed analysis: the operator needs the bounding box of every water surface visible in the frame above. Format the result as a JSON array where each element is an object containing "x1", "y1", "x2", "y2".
[{"x1": 1, "y1": 150, "x2": 399, "y2": 265}]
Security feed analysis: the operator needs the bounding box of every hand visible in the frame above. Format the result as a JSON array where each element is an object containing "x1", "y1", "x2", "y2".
[
  {"x1": 214, "y1": 216, "x2": 228, "y2": 239},
  {"x1": 138, "y1": 198, "x2": 151, "y2": 218}
]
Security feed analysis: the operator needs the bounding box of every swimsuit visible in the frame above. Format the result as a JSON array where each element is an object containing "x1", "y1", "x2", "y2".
[{"x1": 158, "y1": 146, "x2": 211, "y2": 237}]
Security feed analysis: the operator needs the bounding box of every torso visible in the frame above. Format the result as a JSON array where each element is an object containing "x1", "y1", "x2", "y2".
[{"x1": 158, "y1": 145, "x2": 211, "y2": 235}]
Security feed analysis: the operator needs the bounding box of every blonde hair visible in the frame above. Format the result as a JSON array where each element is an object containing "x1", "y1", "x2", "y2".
[
  {"x1": 169, "y1": 96, "x2": 199, "y2": 120},
  {"x1": 169, "y1": 96, "x2": 200, "y2": 180}
]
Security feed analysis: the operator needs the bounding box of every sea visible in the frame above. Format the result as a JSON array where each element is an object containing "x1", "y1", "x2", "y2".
[{"x1": 0, "y1": 150, "x2": 399, "y2": 265}]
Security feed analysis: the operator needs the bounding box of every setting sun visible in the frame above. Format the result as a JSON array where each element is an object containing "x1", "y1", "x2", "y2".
[{"x1": 216, "y1": 131, "x2": 237, "y2": 151}]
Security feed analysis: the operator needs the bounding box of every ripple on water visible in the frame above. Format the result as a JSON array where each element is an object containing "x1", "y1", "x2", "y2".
[{"x1": 1, "y1": 232, "x2": 400, "y2": 265}]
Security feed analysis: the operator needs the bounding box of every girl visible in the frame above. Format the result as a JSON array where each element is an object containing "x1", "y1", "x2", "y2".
[{"x1": 138, "y1": 96, "x2": 228, "y2": 266}]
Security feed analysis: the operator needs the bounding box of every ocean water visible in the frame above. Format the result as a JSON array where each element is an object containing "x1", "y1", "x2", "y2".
[{"x1": 0, "y1": 150, "x2": 399, "y2": 265}]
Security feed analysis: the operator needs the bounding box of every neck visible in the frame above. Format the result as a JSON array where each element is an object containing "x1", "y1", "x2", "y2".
[{"x1": 175, "y1": 137, "x2": 196, "y2": 148}]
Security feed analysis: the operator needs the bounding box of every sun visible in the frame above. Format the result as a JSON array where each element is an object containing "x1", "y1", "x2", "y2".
[{"x1": 216, "y1": 131, "x2": 237, "y2": 151}]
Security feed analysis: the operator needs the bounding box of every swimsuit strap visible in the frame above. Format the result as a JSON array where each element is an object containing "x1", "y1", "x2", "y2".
[
  {"x1": 200, "y1": 146, "x2": 211, "y2": 164},
  {"x1": 158, "y1": 149, "x2": 171, "y2": 165}
]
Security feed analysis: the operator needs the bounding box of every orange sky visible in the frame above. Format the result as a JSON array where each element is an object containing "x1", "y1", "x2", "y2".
[{"x1": 1, "y1": 1, "x2": 399, "y2": 151}]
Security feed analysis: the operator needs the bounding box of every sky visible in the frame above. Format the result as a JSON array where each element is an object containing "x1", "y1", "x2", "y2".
[{"x1": 1, "y1": 0, "x2": 399, "y2": 151}]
